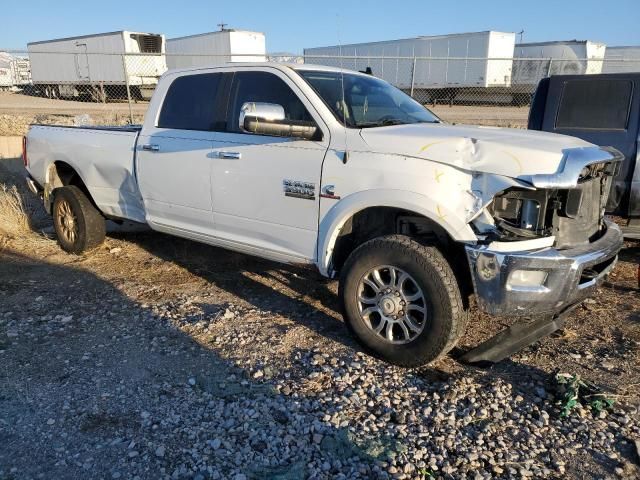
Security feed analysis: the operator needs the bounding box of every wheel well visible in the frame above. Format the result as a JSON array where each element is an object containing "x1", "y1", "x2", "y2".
[
  {"x1": 330, "y1": 206, "x2": 473, "y2": 296},
  {"x1": 46, "y1": 161, "x2": 96, "y2": 210}
]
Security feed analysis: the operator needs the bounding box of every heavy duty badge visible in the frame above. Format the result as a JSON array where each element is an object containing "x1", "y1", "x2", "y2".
[{"x1": 283, "y1": 179, "x2": 316, "y2": 200}]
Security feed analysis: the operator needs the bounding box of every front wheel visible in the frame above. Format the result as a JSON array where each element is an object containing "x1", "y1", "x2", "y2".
[
  {"x1": 53, "y1": 185, "x2": 106, "y2": 254},
  {"x1": 339, "y1": 235, "x2": 468, "y2": 367}
]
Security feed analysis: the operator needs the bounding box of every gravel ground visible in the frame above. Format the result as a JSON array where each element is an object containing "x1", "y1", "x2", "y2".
[{"x1": 1, "y1": 157, "x2": 639, "y2": 480}]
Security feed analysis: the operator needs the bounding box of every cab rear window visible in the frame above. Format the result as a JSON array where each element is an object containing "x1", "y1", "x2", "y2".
[
  {"x1": 555, "y1": 79, "x2": 632, "y2": 130},
  {"x1": 158, "y1": 73, "x2": 221, "y2": 131}
]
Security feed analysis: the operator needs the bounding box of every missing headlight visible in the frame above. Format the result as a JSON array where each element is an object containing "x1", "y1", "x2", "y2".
[
  {"x1": 520, "y1": 199, "x2": 541, "y2": 229},
  {"x1": 486, "y1": 180, "x2": 609, "y2": 246},
  {"x1": 488, "y1": 188, "x2": 556, "y2": 239}
]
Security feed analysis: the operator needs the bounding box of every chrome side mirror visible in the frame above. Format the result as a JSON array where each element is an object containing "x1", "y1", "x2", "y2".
[
  {"x1": 239, "y1": 102, "x2": 320, "y2": 140},
  {"x1": 239, "y1": 102, "x2": 285, "y2": 130}
]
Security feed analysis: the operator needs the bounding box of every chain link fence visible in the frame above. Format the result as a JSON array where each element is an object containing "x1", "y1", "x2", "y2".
[{"x1": 1, "y1": 50, "x2": 639, "y2": 136}]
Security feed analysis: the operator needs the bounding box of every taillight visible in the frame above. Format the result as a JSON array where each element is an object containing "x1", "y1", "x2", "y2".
[{"x1": 22, "y1": 136, "x2": 28, "y2": 167}]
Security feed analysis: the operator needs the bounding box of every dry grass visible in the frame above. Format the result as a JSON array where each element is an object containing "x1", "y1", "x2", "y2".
[
  {"x1": 0, "y1": 178, "x2": 52, "y2": 250},
  {"x1": 0, "y1": 184, "x2": 32, "y2": 239}
]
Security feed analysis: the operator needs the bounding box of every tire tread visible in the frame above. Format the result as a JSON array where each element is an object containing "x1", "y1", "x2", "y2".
[
  {"x1": 53, "y1": 185, "x2": 105, "y2": 254},
  {"x1": 339, "y1": 234, "x2": 468, "y2": 367}
]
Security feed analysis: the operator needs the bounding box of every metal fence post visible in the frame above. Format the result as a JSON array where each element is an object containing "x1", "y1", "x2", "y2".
[
  {"x1": 546, "y1": 58, "x2": 553, "y2": 78},
  {"x1": 410, "y1": 56, "x2": 417, "y2": 98},
  {"x1": 121, "y1": 54, "x2": 134, "y2": 124}
]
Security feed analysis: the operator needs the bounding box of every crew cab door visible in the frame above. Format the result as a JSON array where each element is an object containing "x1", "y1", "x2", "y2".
[
  {"x1": 210, "y1": 69, "x2": 330, "y2": 262},
  {"x1": 136, "y1": 71, "x2": 226, "y2": 236}
]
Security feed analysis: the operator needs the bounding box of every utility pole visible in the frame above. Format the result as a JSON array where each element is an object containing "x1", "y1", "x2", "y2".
[{"x1": 517, "y1": 30, "x2": 525, "y2": 44}]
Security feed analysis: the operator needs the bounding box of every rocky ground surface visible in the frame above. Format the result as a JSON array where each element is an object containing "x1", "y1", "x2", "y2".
[{"x1": 0, "y1": 157, "x2": 639, "y2": 479}]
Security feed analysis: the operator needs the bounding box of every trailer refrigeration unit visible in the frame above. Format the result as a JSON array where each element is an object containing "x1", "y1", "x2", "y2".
[
  {"x1": 603, "y1": 46, "x2": 640, "y2": 73},
  {"x1": 27, "y1": 31, "x2": 167, "y2": 100},
  {"x1": 304, "y1": 31, "x2": 516, "y2": 104},
  {"x1": 166, "y1": 30, "x2": 265, "y2": 70}
]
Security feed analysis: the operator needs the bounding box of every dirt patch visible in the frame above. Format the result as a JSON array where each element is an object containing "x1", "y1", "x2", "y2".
[
  {"x1": 0, "y1": 136, "x2": 22, "y2": 159},
  {"x1": 430, "y1": 104, "x2": 530, "y2": 128}
]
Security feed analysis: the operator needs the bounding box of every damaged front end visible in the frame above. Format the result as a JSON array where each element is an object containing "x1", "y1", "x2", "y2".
[
  {"x1": 488, "y1": 160, "x2": 616, "y2": 248},
  {"x1": 466, "y1": 146, "x2": 624, "y2": 316}
]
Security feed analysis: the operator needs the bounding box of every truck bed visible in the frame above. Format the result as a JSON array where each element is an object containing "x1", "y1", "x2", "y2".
[
  {"x1": 26, "y1": 124, "x2": 146, "y2": 223},
  {"x1": 31, "y1": 124, "x2": 142, "y2": 132}
]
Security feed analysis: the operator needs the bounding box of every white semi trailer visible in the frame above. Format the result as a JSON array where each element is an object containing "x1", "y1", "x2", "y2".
[
  {"x1": 512, "y1": 40, "x2": 606, "y2": 86},
  {"x1": 603, "y1": 46, "x2": 640, "y2": 73},
  {"x1": 28, "y1": 31, "x2": 167, "y2": 100},
  {"x1": 304, "y1": 31, "x2": 516, "y2": 103},
  {"x1": 0, "y1": 53, "x2": 28, "y2": 90},
  {"x1": 166, "y1": 30, "x2": 265, "y2": 70},
  {"x1": 0, "y1": 52, "x2": 13, "y2": 90}
]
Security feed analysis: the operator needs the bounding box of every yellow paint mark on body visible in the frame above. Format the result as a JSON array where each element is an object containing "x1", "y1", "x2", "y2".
[
  {"x1": 436, "y1": 204, "x2": 446, "y2": 221},
  {"x1": 501, "y1": 150, "x2": 523, "y2": 175},
  {"x1": 418, "y1": 139, "x2": 450, "y2": 154},
  {"x1": 434, "y1": 169, "x2": 445, "y2": 183}
]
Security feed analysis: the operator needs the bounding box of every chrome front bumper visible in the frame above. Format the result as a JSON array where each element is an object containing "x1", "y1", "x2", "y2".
[{"x1": 465, "y1": 220, "x2": 623, "y2": 316}]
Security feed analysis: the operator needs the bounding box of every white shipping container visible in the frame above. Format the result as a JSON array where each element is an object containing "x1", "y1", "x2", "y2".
[
  {"x1": 513, "y1": 40, "x2": 606, "y2": 85},
  {"x1": 603, "y1": 46, "x2": 640, "y2": 73},
  {"x1": 28, "y1": 31, "x2": 167, "y2": 98},
  {"x1": 166, "y1": 30, "x2": 266, "y2": 70},
  {"x1": 304, "y1": 31, "x2": 515, "y2": 89}
]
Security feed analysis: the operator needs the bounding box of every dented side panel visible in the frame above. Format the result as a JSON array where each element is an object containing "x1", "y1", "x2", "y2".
[
  {"x1": 26, "y1": 125, "x2": 146, "y2": 223},
  {"x1": 316, "y1": 135, "x2": 482, "y2": 274}
]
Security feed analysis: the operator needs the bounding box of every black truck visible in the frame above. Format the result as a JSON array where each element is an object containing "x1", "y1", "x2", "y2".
[{"x1": 528, "y1": 73, "x2": 640, "y2": 238}]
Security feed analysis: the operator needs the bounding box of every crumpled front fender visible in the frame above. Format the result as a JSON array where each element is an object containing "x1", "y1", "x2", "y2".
[{"x1": 316, "y1": 188, "x2": 477, "y2": 276}]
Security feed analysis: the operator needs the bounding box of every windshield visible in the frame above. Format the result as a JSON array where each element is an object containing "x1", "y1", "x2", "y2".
[{"x1": 298, "y1": 70, "x2": 441, "y2": 128}]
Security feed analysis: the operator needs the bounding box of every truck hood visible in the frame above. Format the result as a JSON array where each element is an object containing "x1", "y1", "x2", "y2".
[{"x1": 359, "y1": 123, "x2": 594, "y2": 179}]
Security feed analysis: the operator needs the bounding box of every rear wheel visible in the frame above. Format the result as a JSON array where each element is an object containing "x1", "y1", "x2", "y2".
[
  {"x1": 339, "y1": 235, "x2": 467, "y2": 367},
  {"x1": 52, "y1": 186, "x2": 105, "y2": 254}
]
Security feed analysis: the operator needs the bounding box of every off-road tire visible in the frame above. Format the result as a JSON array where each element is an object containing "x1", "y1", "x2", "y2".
[
  {"x1": 339, "y1": 235, "x2": 468, "y2": 367},
  {"x1": 52, "y1": 185, "x2": 106, "y2": 254}
]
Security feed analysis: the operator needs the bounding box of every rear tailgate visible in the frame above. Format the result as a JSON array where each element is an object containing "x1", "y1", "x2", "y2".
[{"x1": 26, "y1": 125, "x2": 146, "y2": 222}]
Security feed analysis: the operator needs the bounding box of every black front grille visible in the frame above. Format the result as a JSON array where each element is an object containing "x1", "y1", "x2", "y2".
[{"x1": 554, "y1": 177, "x2": 604, "y2": 248}]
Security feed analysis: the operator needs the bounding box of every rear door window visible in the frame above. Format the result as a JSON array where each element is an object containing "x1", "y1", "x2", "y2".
[
  {"x1": 555, "y1": 79, "x2": 633, "y2": 130},
  {"x1": 158, "y1": 73, "x2": 222, "y2": 131}
]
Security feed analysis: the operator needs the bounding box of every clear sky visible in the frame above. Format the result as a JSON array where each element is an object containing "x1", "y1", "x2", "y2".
[{"x1": 2, "y1": 0, "x2": 639, "y2": 52}]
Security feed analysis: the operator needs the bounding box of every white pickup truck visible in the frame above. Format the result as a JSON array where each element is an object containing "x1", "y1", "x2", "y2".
[{"x1": 24, "y1": 63, "x2": 624, "y2": 366}]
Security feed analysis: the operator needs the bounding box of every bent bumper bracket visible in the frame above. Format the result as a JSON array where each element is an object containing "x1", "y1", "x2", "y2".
[{"x1": 459, "y1": 305, "x2": 577, "y2": 365}]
